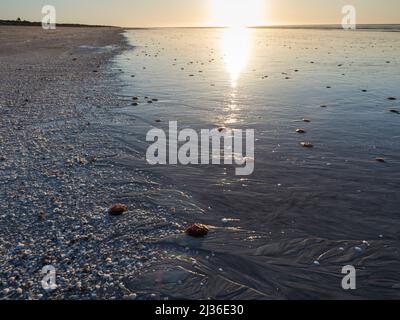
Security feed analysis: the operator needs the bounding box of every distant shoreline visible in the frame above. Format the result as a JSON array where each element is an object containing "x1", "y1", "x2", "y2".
[
  {"x1": 253, "y1": 24, "x2": 400, "y2": 31},
  {"x1": 0, "y1": 19, "x2": 115, "y2": 28}
]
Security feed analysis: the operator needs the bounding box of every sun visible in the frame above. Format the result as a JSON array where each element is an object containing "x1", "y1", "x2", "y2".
[{"x1": 210, "y1": 0, "x2": 266, "y2": 28}]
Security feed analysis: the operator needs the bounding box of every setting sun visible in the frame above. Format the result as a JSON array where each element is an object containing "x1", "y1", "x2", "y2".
[{"x1": 210, "y1": 0, "x2": 266, "y2": 27}]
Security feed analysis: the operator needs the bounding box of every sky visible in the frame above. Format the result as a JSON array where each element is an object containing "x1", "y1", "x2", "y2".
[{"x1": 1, "y1": 0, "x2": 399, "y2": 27}]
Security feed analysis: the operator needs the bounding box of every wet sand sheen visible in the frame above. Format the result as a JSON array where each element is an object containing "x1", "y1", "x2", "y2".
[{"x1": 115, "y1": 27, "x2": 400, "y2": 299}]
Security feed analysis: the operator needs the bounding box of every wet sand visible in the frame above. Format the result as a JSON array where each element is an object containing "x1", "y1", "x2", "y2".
[
  {"x1": 1, "y1": 26, "x2": 400, "y2": 300},
  {"x1": 112, "y1": 28, "x2": 400, "y2": 300}
]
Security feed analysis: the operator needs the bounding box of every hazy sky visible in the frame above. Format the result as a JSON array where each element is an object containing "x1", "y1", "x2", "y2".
[{"x1": 1, "y1": 0, "x2": 399, "y2": 27}]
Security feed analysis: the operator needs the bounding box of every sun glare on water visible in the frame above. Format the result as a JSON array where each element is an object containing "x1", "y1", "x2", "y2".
[
  {"x1": 210, "y1": 0, "x2": 266, "y2": 28},
  {"x1": 210, "y1": 0, "x2": 265, "y2": 87},
  {"x1": 221, "y1": 28, "x2": 252, "y2": 88}
]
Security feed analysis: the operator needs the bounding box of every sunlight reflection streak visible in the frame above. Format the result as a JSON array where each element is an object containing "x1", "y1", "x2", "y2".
[{"x1": 220, "y1": 27, "x2": 253, "y2": 88}]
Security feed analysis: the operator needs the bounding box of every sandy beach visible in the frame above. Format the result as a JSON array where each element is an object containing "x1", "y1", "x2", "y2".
[
  {"x1": 0, "y1": 26, "x2": 187, "y2": 299},
  {"x1": 1, "y1": 25, "x2": 400, "y2": 301}
]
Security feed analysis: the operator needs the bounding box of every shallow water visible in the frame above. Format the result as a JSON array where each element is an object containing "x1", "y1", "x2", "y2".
[{"x1": 113, "y1": 28, "x2": 400, "y2": 299}]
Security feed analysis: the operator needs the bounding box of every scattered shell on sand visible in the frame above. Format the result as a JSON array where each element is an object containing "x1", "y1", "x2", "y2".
[
  {"x1": 108, "y1": 204, "x2": 128, "y2": 216},
  {"x1": 300, "y1": 142, "x2": 314, "y2": 148},
  {"x1": 39, "y1": 211, "x2": 46, "y2": 221},
  {"x1": 186, "y1": 224, "x2": 209, "y2": 238}
]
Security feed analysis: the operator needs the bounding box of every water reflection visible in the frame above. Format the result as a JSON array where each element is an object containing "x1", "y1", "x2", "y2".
[
  {"x1": 224, "y1": 91, "x2": 239, "y2": 125},
  {"x1": 220, "y1": 27, "x2": 253, "y2": 126},
  {"x1": 220, "y1": 27, "x2": 253, "y2": 88}
]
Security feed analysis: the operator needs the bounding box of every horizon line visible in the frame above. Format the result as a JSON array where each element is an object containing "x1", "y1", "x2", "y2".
[
  {"x1": 125, "y1": 23, "x2": 400, "y2": 29},
  {"x1": 2, "y1": 19, "x2": 400, "y2": 29}
]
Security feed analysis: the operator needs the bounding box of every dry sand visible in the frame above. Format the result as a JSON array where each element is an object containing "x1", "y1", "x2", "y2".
[{"x1": 0, "y1": 26, "x2": 184, "y2": 299}]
